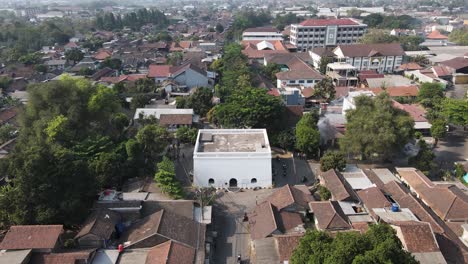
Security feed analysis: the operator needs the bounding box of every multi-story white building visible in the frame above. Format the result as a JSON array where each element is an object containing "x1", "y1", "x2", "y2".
[
  {"x1": 242, "y1": 27, "x2": 283, "y2": 41},
  {"x1": 311, "y1": 43, "x2": 405, "y2": 73},
  {"x1": 193, "y1": 129, "x2": 272, "y2": 189},
  {"x1": 290, "y1": 18, "x2": 367, "y2": 51}
]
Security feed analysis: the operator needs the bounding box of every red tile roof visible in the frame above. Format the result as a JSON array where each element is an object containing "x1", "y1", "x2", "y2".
[
  {"x1": 159, "y1": 114, "x2": 193, "y2": 125},
  {"x1": 382, "y1": 181, "x2": 444, "y2": 234},
  {"x1": 426, "y1": 30, "x2": 448, "y2": 40},
  {"x1": 30, "y1": 250, "x2": 95, "y2": 264},
  {"x1": 397, "y1": 168, "x2": 468, "y2": 221},
  {"x1": 0, "y1": 225, "x2": 63, "y2": 250},
  {"x1": 93, "y1": 50, "x2": 112, "y2": 60},
  {"x1": 276, "y1": 57, "x2": 323, "y2": 81},
  {"x1": 267, "y1": 88, "x2": 280, "y2": 96},
  {"x1": 309, "y1": 201, "x2": 350, "y2": 230},
  {"x1": 248, "y1": 201, "x2": 278, "y2": 240},
  {"x1": 368, "y1": 86, "x2": 419, "y2": 97},
  {"x1": 392, "y1": 221, "x2": 440, "y2": 253},
  {"x1": 241, "y1": 40, "x2": 289, "y2": 59},
  {"x1": 244, "y1": 27, "x2": 280, "y2": 33},
  {"x1": 398, "y1": 63, "x2": 423, "y2": 71},
  {"x1": 264, "y1": 184, "x2": 313, "y2": 211},
  {"x1": 145, "y1": 240, "x2": 196, "y2": 264},
  {"x1": 336, "y1": 43, "x2": 405, "y2": 57},
  {"x1": 392, "y1": 101, "x2": 428, "y2": 122},
  {"x1": 439, "y1": 57, "x2": 468, "y2": 71},
  {"x1": 0, "y1": 107, "x2": 18, "y2": 125},
  {"x1": 357, "y1": 186, "x2": 390, "y2": 217},
  {"x1": 432, "y1": 65, "x2": 452, "y2": 77},
  {"x1": 274, "y1": 234, "x2": 304, "y2": 262},
  {"x1": 299, "y1": 18, "x2": 359, "y2": 27},
  {"x1": 148, "y1": 65, "x2": 172, "y2": 78},
  {"x1": 321, "y1": 169, "x2": 353, "y2": 201}
]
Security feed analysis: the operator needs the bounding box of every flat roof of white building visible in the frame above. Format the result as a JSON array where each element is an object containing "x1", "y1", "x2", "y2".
[
  {"x1": 133, "y1": 108, "x2": 194, "y2": 120},
  {"x1": 194, "y1": 129, "x2": 271, "y2": 154}
]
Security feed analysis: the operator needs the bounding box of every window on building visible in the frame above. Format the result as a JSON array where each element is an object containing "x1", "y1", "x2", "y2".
[
  {"x1": 307, "y1": 80, "x2": 313, "y2": 83},
  {"x1": 299, "y1": 80, "x2": 305, "y2": 83},
  {"x1": 251, "y1": 178, "x2": 257, "y2": 184},
  {"x1": 208, "y1": 178, "x2": 214, "y2": 184}
]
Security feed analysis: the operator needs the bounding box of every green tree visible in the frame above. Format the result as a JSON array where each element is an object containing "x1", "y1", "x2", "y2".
[
  {"x1": 340, "y1": 93, "x2": 414, "y2": 160},
  {"x1": 409, "y1": 140, "x2": 435, "y2": 175},
  {"x1": 34, "y1": 64, "x2": 47, "y2": 73},
  {"x1": 18, "y1": 52, "x2": 42, "y2": 65},
  {"x1": 359, "y1": 29, "x2": 398, "y2": 44},
  {"x1": 449, "y1": 28, "x2": 468, "y2": 45},
  {"x1": 418, "y1": 82, "x2": 444, "y2": 108},
  {"x1": 65, "y1": 49, "x2": 84, "y2": 64},
  {"x1": 101, "y1": 58, "x2": 122, "y2": 70},
  {"x1": 187, "y1": 87, "x2": 213, "y2": 117},
  {"x1": 314, "y1": 78, "x2": 336, "y2": 102},
  {"x1": 154, "y1": 157, "x2": 183, "y2": 199},
  {"x1": 136, "y1": 124, "x2": 170, "y2": 166},
  {"x1": 210, "y1": 87, "x2": 285, "y2": 131},
  {"x1": 295, "y1": 112, "x2": 320, "y2": 158},
  {"x1": 291, "y1": 224, "x2": 417, "y2": 264},
  {"x1": 0, "y1": 124, "x2": 15, "y2": 144},
  {"x1": 430, "y1": 119, "x2": 447, "y2": 146},
  {"x1": 320, "y1": 151, "x2": 346, "y2": 172},
  {"x1": 0, "y1": 76, "x2": 129, "y2": 226},
  {"x1": 131, "y1": 94, "x2": 152, "y2": 110},
  {"x1": 176, "y1": 96, "x2": 188, "y2": 109},
  {"x1": 176, "y1": 126, "x2": 198, "y2": 144},
  {"x1": 0, "y1": 76, "x2": 12, "y2": 90},
  {"x1": 442, "y1": 98, "x2": 468, "y2": 127},
  {"x1": 215, "y1": 23, "x2": 224, "y2": 33},
  {"x1": 318, "y1": 185, "x2": 331, "y2": 200},
  {"x1": 318, "y1": 56, "x2": 333, "y2": 75},
  {"x1": 262, "y1": 63, "x2": 281, "y2": 83}
]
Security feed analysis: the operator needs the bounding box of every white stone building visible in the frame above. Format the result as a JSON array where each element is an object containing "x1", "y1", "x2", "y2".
[
  {"x1": 193, "y1": 129, "x2": 272, "y2": 189},
  {"x1": 242, "y1": 27, "x2": 283, "y2": 41}
]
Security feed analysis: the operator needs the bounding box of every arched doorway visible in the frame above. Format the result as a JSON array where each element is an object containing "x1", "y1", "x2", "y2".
[{"x1": 229, "y1": 178, "x2": 238, "y2": 187}]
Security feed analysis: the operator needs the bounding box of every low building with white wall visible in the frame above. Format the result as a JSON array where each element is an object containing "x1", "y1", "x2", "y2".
[{"x1": 193, "y1": 129, "x2": 272, "y2": 189}]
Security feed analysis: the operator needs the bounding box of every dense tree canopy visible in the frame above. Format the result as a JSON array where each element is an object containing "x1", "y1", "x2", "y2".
[
  {"x1": 291, "y1": 224, "x2": 417, "y2": 264},
  {"x1": 295, "y1": 112, "x2": 320, "y2": 158},
  {"x1": 225, "y1": 9, "x2": 271, "y2": 41},
  {"x1": 363, "y1": 14, "x2": 421, "y2": 29},
  {"x1": 340, "y1": 93, "x2": 414, "y2": 160},
  {"x1": 320, "y1": 151, "x2": 347, "y2": 172},
  {"x1": 442, "y1": 98, "x2": 468, "y2": 127},
  {"x1": 213, "y1": 43, "x2": 252, "y2": 99},
  {"x1": 449, "y1": 28, "x2": 468, "y2": 45},
  {"x1": 209, "y1": 87, "x2": 284, "y2": 131},
  {"x1": 0, "y1": 76, "x2": 128, "y2": 226},
  {"x1": 95, "y1": 8, "x2": 168, "y2": 31},
  {"x1": 417, "y1": 82, "x2": 444, "y2": 109}
]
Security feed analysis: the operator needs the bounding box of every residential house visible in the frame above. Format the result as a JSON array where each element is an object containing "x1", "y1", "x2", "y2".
[
  {"x1": 420, "y1": 30, "x2": 453, "y2": 47},
  {"x1": 93, "y1": 50, "x2": 112, "y2": 61},
  {"x1": 119, "y1": 209, "x2": 206, "y2": 256},
  {"x1": 248, "y1": 201, "x2": 305, "y2": 240},
  {"x1": 264, "y1": 184, "x2": 314, "y2": 213},
  {"x1": 75, "y1": 209, "x2": 121, "y2": 248},
  {"x1": 252, "y1": 233, "x2": 304, "y2": 264},
  {"x1": 265, "y1": 54, "x2": 323, "y2": 88},
  {"x1": 29, "y1": 249, "x2": 96, "y2": 264},
  {"x1": 45, "y1": 60, "x2": 67, "y2": 71},
  {"x1": 147, "y1": 63, "x2": 209, "y2": 90},
  {"x1": 308, "y1": 201, "x2": 351, "y2": 231},
  {"x1": 319, "y1": 169, "x2": 356, "y2": 201},
  {"x1": 134, "y1": 108, "x2": 197, "y2": 130},
  {"x1": 391, "y1": 221, "x2": 447, "y2": 264},
  {"x1": 326, "y1": 62, "x2": 358, "y2": 86},
  {"x1": 145, "y1": 240, "x2": 196, "y2": 264},
  {"x1": 397, "y1": 168, "x2": 468, "y2": 222},
  {"x1": 241, "y1": 40, "x2": 289, "y2": 63},
  {"x1": 0, "y1": 225, "x2": 63, "y2": 253},
  {"x1": 392, "y1": 101, "x2": 432, "y2": 133},
  {"x1": 242, "y1": 27, "x2": 283, "y2": 41},
  {"x1": 357, "y1": 186, "x2": 391, "y2": 219},
  {"x1": 439, "y1": 56, "x2": 468, "y2": 84}
]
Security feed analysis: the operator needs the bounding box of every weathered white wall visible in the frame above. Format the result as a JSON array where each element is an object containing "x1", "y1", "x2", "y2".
[{"x1": 193, "y1": 156, "x2": 272, "y2": 188}]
